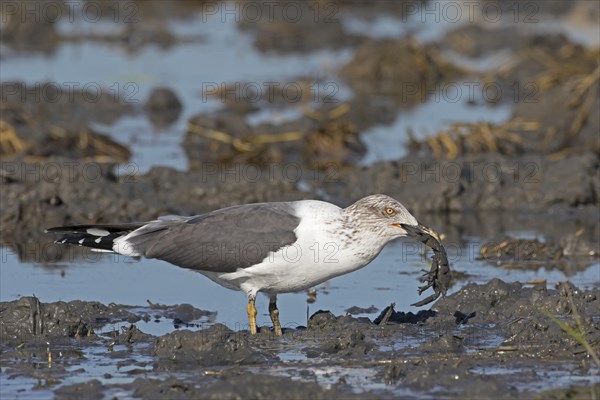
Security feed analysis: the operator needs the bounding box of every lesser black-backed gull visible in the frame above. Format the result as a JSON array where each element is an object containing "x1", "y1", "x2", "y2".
[{"x1": 48, "y1": 194, "x2": 449, "y2": 335}]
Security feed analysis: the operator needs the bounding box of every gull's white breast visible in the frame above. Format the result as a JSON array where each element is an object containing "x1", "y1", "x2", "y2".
[{"x1": 209, "y1": 200, "x2": 385, "y2": 297}]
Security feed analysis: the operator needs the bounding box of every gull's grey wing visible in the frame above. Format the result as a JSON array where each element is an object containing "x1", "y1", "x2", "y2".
[{"x1": 129, "y1": 203, "x2": 301, "y2": 273}]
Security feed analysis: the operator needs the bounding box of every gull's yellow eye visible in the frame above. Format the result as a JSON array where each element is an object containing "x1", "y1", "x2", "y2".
[{"x1": 385, "y1": 207, "x2": 395, "y2": 216}]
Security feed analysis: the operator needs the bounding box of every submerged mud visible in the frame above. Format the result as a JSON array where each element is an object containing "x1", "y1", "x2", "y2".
[{"x1": 1, "y1": 279, "x2": 598, "y2": 399}]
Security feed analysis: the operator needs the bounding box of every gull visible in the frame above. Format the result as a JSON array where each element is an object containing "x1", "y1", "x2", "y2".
[{"x1": 48, "y1": 194, "x2": 440, "y2": 335}]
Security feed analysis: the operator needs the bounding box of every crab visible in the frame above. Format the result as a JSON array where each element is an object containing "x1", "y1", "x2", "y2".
[{"x1": 401, "y1": 223, "x2": 452, "y2": 307}]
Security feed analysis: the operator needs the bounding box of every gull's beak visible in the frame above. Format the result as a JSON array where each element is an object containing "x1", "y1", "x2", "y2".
[{"x1": 399, "y1": 223, "x2": 441, "y2": 241}]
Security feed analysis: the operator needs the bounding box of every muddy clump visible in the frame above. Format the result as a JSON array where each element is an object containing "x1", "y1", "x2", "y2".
[
  {"x1": 323, "y1": 152, "x2": 599, "y2": 213},
  {"x1": 197, "y1": 373, "x2": 366, "y2": 400},
  {"x1": 201, "y1": 78, "x2": 336, "y2": 113},
  {"x1": 144, "y1": 87, "x2": 183, "y2": 127},
  {"x1": 112, "y1": 324, "x2": 154, "y2": 345},
  {"x1": 141, "y1": 164, "x2": 313, "y2": 212},
  {"x1": 486, "y1": 36, "x2": 597, "y2": 95},
  {"x1": 54, "y1": 379, "x2": 105, "y2": 400},
  {"x1": 440, "y1": 26, "x2": 573, "y2": 58},
  {"x1": 480, "y1": 234, "x2": 599, "y2": 272},
  {"x1": 0, "y1": 296, "x2": 139, "y2": 342},
  {"x1": 238, "y1": 1, "x2": 364, "y2": 54},
  {"x1": 0, "y1": 1, "x2": 62, "y2": 54},
  {"x1": 145, "y1": 302, "x2": 217, "y2": 325},
  {"x1": 120, "y1": 373, "x2": 364, "y2": 400},
  {"x1": 407, "y1": 91, "x2": 598, "y2": 159},
  {"x1": 345, "y1": 305, "x2": 378, "y2": 315},
  {"x1": 511, "y1": 74, "x2": 600, "y2": 155},
  {"x1": 1, "y1": 83, "x2": 133, "y2": 162},
  {"x1": 184, "y1": 106, "x2": 366, "y2": 169},
  {"x1": 306, "y1": 311, "x2": 373, "y2": 356},
  {"x1": 482, "y1": 39, "x2": 599, "y2": 154},
  {"x1": 426, "y1": 279, "x2": 600, "y2": 358},
  {"x1": 406, "y1": 119, "x2": 540, "y2": 159},
  {"x1": 339, "y1": 37, "x2": 465, "y2": 105},
  {"x1": 0, "y1": 0, "x2": 205, "y2": 54},
  {"x1": 153, "y1": 323, "x2": 272, "y2": 367},
  {"x1": 430, "y1": 32, "x2": 599, "y2": 158}
]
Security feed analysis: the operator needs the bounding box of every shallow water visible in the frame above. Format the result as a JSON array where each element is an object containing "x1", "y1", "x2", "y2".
[
  {"x1": 2, "y1": 3, "x2": 599, "y2": 398},
  {"x1": 2, "y1": 13, "x2": 352, "y2": 173},
  {"x1": 2, "y1": 235, "x2": 597, "y2": 333},
  {"x1": 0, "y1": 342, "x2": 157, "y2": 398},
  {"x1": 359, "y1": 89, "x2": 512, "y2": 165},
  {"x1": 469, "y1": 365, "x2": 600, "y2": 392},
  {"x1": 7, "y1": 4, "x2": 597, "y2": 173}
]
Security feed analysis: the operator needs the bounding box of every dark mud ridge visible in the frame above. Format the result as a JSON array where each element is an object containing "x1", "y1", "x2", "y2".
[
  {"x1": 1, "y1": 279, "x2": 598, "y2": 399},
  {"x1": 2, "y1": 153, "x2": 599, "y2": 263}
]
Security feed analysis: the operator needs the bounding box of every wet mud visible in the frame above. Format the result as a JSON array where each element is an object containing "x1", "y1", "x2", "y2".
[
  {"x1": 184, "y1": 106, "x2": 367, "y2": 169},
  {"x1": 1, "y1": 83, "x2": 133, "y2": 162},
  {"x1": 1, "y1": 0, "x2": 599, "y2": 398},
  {"x1": 339, "y1": 37, "x2": 466, "y2": 105},
  {"x1": 1, "y1": 279, "x2": 598, "y2": 398}
]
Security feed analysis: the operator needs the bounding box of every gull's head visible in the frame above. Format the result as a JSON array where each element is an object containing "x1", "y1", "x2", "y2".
[{"x1": 344, "y1": 194, "x2": 419, "y2": 239}]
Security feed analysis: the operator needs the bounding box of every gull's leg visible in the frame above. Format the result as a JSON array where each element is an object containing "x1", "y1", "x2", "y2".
[
  {"x1": 247, "y1": 296, "x2": 257, "y2": 335},
  {"x1": 269, "y1": 295, "x2": 283, "y2": 336}
]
